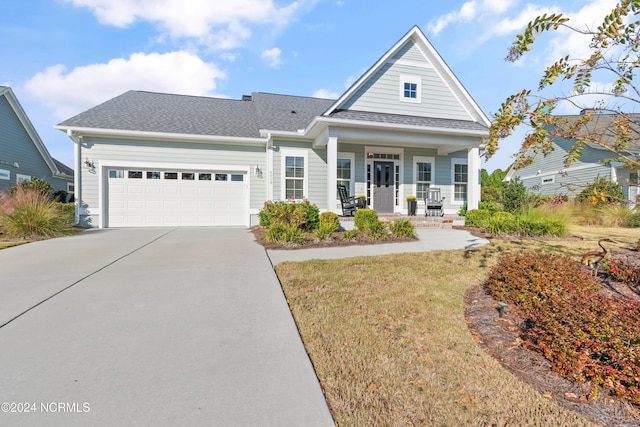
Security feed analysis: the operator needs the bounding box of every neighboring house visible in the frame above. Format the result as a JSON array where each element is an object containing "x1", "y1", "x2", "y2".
[
  {"x1": 55, "y1": 26, "x2": 490, "y2": 228},
  {"x1": 0, "y1": 86, "x2": 74, "y2": 196},
  {"x1": 506, "y1": 113, "x2": 639, "y2": 206}
]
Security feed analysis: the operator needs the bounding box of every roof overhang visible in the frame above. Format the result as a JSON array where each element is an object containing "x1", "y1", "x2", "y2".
[{"x1": 55, "y1": 125, "x2": 267, "y2": 146}]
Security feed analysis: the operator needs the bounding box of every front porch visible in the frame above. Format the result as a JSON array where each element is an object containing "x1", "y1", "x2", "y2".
[{"x1": 339, "y1": 214, "x2": 465, "y2": 230}]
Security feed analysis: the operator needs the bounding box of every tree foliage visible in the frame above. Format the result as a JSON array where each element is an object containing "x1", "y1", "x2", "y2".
[{"x1": 486, "y1": 0, "x2": 640, "y2": 170}]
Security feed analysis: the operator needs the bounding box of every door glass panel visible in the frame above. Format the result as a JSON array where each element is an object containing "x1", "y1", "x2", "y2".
[
  {"x1": 199, "y1": 173, "x2": 212, "y2": 181},
  {"x1": 147, "y1": 171, "x2": 161, "y2": 179},
  {"x1": 164, "y1": 172, "x2": 178, "y2": 180},
  {"x1": 128, "y1": 171, "x2": 143, "y2": 179}
]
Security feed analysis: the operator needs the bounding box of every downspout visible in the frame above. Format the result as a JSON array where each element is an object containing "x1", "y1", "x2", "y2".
[{"x1": 67, "y1": 130, "x2": 82, "y2": 225}]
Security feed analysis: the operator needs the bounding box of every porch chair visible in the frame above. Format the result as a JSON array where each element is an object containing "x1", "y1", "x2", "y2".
[
  {"x1": 424, "y1": 188, "x2": 445, "y2": 217},
  {"x1": 338, "y1": 185, "x2": 358, "y2": 216}
]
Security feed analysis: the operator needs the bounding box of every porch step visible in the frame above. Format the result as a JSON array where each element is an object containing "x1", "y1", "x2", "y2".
[{"x1": 340, "y1": 214, "x2": 463, "y2": 229}]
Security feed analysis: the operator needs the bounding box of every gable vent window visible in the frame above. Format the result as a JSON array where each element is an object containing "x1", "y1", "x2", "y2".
[{"x1": 399, "y1": 75, "x2": 421, "y2": 103}]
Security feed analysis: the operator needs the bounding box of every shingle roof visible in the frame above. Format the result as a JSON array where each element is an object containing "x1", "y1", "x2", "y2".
[
  {"x1": 57, "y1": 90, "x2": 487, "y2": 137},
  {"x1": 329, "y1": 110, "x2": 488, "y2": 132},
  {"x1": 52, "y1": 158, "x2": 73, "y2": 176}
]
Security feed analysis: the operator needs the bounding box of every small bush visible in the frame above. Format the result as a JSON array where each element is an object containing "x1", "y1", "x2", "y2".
[
  {"x1": 501, "y1": 178, "x2": 530, "y2": 214},
  {"x1": 390, "y1": 218, "x2": 416, "y2": 238},
  {"x1": 0, "y1": 187, "x2": 73, "y2": 238},
  {"x1": 366, "y1": 221, "x2": 388, "y2": 240},
  {"x1": 602, "y1": 259, "x2": 640, "y2": 287},
  {"x1": 314, "y1": 224, "x2": 334, "y2": 241},
  {"x1": 577, "y1": 176, "x2": 626, "y2": 206},
  {"x1": 264, "y1": 223, "x2": 305, "y2": 245},
  {"x1": 354, "y1": 209, "x2": 379, "y2": 231},
  {"x1": 479, "y1": 201, "x2": 501, "y2": 214},
  {"x1": 484, "y1": 214, "x2": 517, "y2": 235},
  {"x1": 515, "y1": 208, "x2": 567, "y2": 237},
  {"x1": 626, "y1": 212, "x2": 640, "y2": 228},
  {"x1": 319, "y1": 211, "x2": 340, "y2": 232},
  {"x1": 341, "y1": 229, "x2": 359, "y2": 241},
  {"x1": 458, "y1": 204, "x2": 467, "y2": 216},
  {"x1": 259, "y1": 200, "x2": 319, "y2": 230},
  {"x1": 11, "y1": 177, "x2": 53, "y2": 197},
  {"x1": 598, "y1": 204, "x2": 633, "y2": 227},
  {"x1": 464, "y1": 209, "x2": 491, "y2": 227},
  {"x1": 296, "y1": 200, "x2": 320, "y2": 231},
  {"x1": 52, "y1": 190, "x2": 69, "y2": 203}
]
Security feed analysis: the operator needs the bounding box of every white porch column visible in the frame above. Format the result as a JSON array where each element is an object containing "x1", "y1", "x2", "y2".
[
  {"x1": 327, "y1": 136, "x2": 338, "y2": 213},
  {"x1": 467, "y1": 146, "x2": 480, "y2": 211}
]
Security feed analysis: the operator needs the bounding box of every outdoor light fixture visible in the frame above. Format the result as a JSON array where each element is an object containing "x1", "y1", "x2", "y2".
[
  {"x1": 84, "y1": 158, "x2": 95, "y2": 169},
  {"x1": 254, "y1": 165, "x2": 262, "y2": 176}
]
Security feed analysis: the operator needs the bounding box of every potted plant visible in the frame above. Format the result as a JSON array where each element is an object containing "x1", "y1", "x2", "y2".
[
  {"x1": 356, "y1": 194, "x2": 367, "y2": 208},
  {"x1": 406, "y1": 195, "x2": 417, "y2": 216}
]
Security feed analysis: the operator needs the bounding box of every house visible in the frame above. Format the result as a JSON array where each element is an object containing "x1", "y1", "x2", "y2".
[
  {"x1": 0, "y1": 86, "x2": 74, "y2": 196},
  {"x1": 505, "y1": 113, "x2": 639, "y2": 206},
  {"x1": 55, "y1": 26, "x2": 490, "y2": 228}
]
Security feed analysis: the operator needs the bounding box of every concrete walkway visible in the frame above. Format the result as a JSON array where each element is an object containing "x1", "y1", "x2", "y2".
[
  {"x1": 0, "y1": 228, "x2": 333, "y2": 426},
  {"x1": 267, "y1": 228, "x2": 490, "y2": 265}
]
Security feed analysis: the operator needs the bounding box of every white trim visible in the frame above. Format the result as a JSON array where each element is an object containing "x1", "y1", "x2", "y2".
[
  {"x1": 337, "y1": 151, "x2": 355, "y2": 209},
  {"x1": 0, "y1": 169, "x2": 9, "y2": 180},
  {"x1": 280, "y1": 148, "x2": 308, "y2": 202},
  {"x1": 412, "y1": 156, "x2": 435, "y2": 203},
  {"x1": 540, "y1": 175, "x2": 555, "y2": 185},
  {"x1": 399, "y1": 74, "x2": 422, "y2": 103},
  {"x1": 365, "y1": 146, "x2": 403, "y2": 212},
  {"x1": 451, "y1": 158, "x2": 468, "y2": 205},
  {"x1": 509, "y1": 162, "x2": 604, "y2": 181},
  {"x1": 97, "y1": 160, "x2": 251, "y2": 228}
]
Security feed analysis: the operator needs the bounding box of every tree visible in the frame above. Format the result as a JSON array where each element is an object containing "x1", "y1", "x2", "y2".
[{"x1": 486, "y1": 0, "x2": 640, "y2": 171}]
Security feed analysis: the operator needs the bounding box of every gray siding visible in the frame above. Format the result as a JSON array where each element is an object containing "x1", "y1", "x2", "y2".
[
  {"x1": 0, "y1": 96, "x2": 69, "y2": 193},
  {"x1": 340, "y1": 40, "x2": 472, "y2": 121},
  {"x1": 78, "y1": 137, "x2": 266, "y2": 226}
]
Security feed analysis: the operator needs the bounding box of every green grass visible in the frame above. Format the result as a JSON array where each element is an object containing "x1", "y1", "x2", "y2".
[{"x1": 274, "y1": 228, "x2": 640, "y2": 426}]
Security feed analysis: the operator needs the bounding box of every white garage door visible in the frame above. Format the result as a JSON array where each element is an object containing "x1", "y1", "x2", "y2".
[{"x1": 106, "y1": 168, "x2": 247, "y2": 227}]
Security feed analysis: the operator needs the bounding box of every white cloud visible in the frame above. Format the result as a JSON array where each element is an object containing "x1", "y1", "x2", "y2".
[
  {"x1": 312, "y1": 89, "x2": 340, "y2": 99},
  {"x1": 261, "y1": 47, "x2": 282, "y2": 68},
  {"x1": 427, "y1": 0, "x2": 516, "y2": 35},
  {"x1": 63, "y1": 0, "x2": 300, "y2": 50},
  {"x1": 24, "y1": 51, "x2": 225, "y2": 119}
]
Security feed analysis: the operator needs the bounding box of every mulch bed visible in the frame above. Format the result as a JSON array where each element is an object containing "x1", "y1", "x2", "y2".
[{"x1": 250, "y1": 225, "x2": 417, "y2": 250}]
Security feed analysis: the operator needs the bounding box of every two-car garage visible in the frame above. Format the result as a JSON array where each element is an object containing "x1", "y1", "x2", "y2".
[{"x1": 105, "y1": 167, "x2": 248, "y2": 227}]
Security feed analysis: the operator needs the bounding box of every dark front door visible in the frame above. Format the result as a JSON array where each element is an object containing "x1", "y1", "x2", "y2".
[{"x1": 373, "y1": 161, "x2": 394, "y2": 213}]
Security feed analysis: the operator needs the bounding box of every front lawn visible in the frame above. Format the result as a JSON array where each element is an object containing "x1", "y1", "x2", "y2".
[{"x1": 276, "y1": 230, "x2": 640, "y2": 426}]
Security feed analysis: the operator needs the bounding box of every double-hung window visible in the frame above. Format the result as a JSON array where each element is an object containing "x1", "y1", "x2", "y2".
[
  {"x1": 414, "y1": 157, "x2": 434, "y2": 201},
  {"x1": 336, "y1": 152, "x2": 355, "y2": 199},
  {"x1": 282, "y1": 149, "x2": 307, "y2": 201},
  {"x1": 452, "y1": 160, "x2": 468, "y2": 203}
]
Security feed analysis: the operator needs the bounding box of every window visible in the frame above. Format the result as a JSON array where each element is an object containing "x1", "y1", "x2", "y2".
[
  {"x1": 452, "y1": 161, "x2": 468, "y2": 203},
  {"x1": 17, "y1": 174, "x2": 31, "y2": 183},
  {"x1": 541, "y1": 175, "x2": 555, "y2": 185},
  {"x1": 67, "y1": 183, "x2": 75, "y2": 193},
  {"x1": 231, "y1": 174, "x2": 244, "y2": 182},
  {"x1": 215, "y1": 174, "x2": 228, "y2": 181},
  {"x1": 109, "y1": 169, "x2": 124, "y2": 179},
  {"x1": 337, "y1": 153, "x2": 354, "y2": 198},
  {"x1": 199, "y1": 173, "x2": 212, "y2": 181},
  {"x1": 399, "y1": 74, "x2": 421, "y2": 103},
  {"x1": 164, "y1": 172, "x2": 178, "y2": 180},
  {"x1": 414, "y1": 157, "x2": 434, "y2": 201},
  {"x1": 182, "y1": 172, "x2": 195, "y2": 180},
  {"x1": 128, "y1": 171, "x2": 142, "y2": 179},
  {"x1": 281, "y1": 149, "x2": 307, "y2": 201},
  {"x1": 0, "y1": 169, "x2": 9, "y2": 180},
  {"x1": 147, "y1": 171, "x2": 161, "y2": 179}
]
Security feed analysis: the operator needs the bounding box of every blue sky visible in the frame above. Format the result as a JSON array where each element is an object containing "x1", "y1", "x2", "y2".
[{"x1": 0, "y1": 0, "x2": 618, "y2": 172}]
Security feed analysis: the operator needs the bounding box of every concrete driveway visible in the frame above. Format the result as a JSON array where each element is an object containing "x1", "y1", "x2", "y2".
[{"x1": 0, "y1": 228, "x2": 333, "y2": 426}]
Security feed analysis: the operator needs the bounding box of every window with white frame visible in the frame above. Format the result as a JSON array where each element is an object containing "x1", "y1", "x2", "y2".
[
  {"x1": 0, "y1": 169, "x2": 9, "y2": 181},
  {"x1": 337, "y1": 153, "x2": 354, "y2": 198},
  {"x1": 67, "y1": 182, "x2": 75, "y2": 193},
  {"x1": 541, "y1": 175, "x2": 555, "y2": 185},
  {"x1": 414, "y1": 157, "x2": 434, "y2": 201},
  {"x1": 282, "y1": 149, "x2": 307, "y2": 201},
  {"x1": 399, "y1": 75, "x2": 421, "y2": 103},
  {"x1": 16, "y1": 174, "x2": 31, "y2": 183},
  {"x1": 452, "y1": 160, "x2": 468, "y2": 203}
]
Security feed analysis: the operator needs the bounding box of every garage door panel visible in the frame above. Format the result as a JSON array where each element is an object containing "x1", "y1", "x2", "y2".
[{"x1": 108, "y1": 168, "x2": 247, "y2": 227}]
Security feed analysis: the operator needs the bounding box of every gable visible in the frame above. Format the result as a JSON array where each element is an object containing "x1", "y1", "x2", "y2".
[{"x1": 328, "y1": 27, "x2": 488, "y2": 126}]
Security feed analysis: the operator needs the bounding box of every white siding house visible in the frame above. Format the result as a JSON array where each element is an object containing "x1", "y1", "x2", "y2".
[{"x1": 56, "y1": 26, "x2": 490, "y2": 228}]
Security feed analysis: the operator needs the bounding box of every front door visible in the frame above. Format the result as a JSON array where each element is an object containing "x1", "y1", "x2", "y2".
[{"x1": 373, "y1": 161, "x2": 394, "y2": 213}]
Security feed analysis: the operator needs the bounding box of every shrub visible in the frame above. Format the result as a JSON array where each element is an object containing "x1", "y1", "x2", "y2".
[
  {"x1": 601, "y1": 259, "x2": 640, "y2": 287},
  {"x1": 485, "y1": 252, "x2": 640, "y2": 405},
  {"x1": 319, "y1": 211, "x2": 340, "y2": 232},
  {"x1": 0, "y1": 187, "x2": 73, "y2": 238},
  {"x1": 389, "y1": 218, "x2": 416, "y2": 238},
  {"x1": 576, "y1": 176, "x2": 626, "y2": 206},
  {"x1": 52, "y1": 190, "x2": 69, "y2": 203},
  {"x1": 626, "y1": 212, "x2": 640, "y2": 228},
  {"x1": 314, "y1": 224, "x2": 334, "y2": 241},
  {"x1": 515, "y1": 207, "x2": 567, "y2": 237},
  {"x1": 354, "y1": 209, "x2": 379, "y2": 231},
  {"x1": 458, "y1": 204, "x2": 467, "y2": 216},
  {"x1": 501, "y1": 178, "x2": 530, "y2": 214},
  {"x1": 341, "y1": 229, "x2": 359, "y2": 241},
  {"x1": 464, "y1": 209, "x2": 491, "y2": 227},
  {"x1": 479, "y1": 200, "x2": 501, "y2": 214},
  {"x1": 483, "y1": 212, "x2": 517, "y2": 235},
  {"x1": 11, "y1": 177, "x2": 53, "y2": 198},
  {"x1": 598, "y1": 204, "x2": 633, "y2": 227},
  {"x1": 264, "y1": 224, "x2": 305, "y2": 245},
  {"x1": 258, "y1": 200, "x2": 319, "y2": 230},
  {"x1": 366, "y1": 221, "x2": 388, "y2": 240}
]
